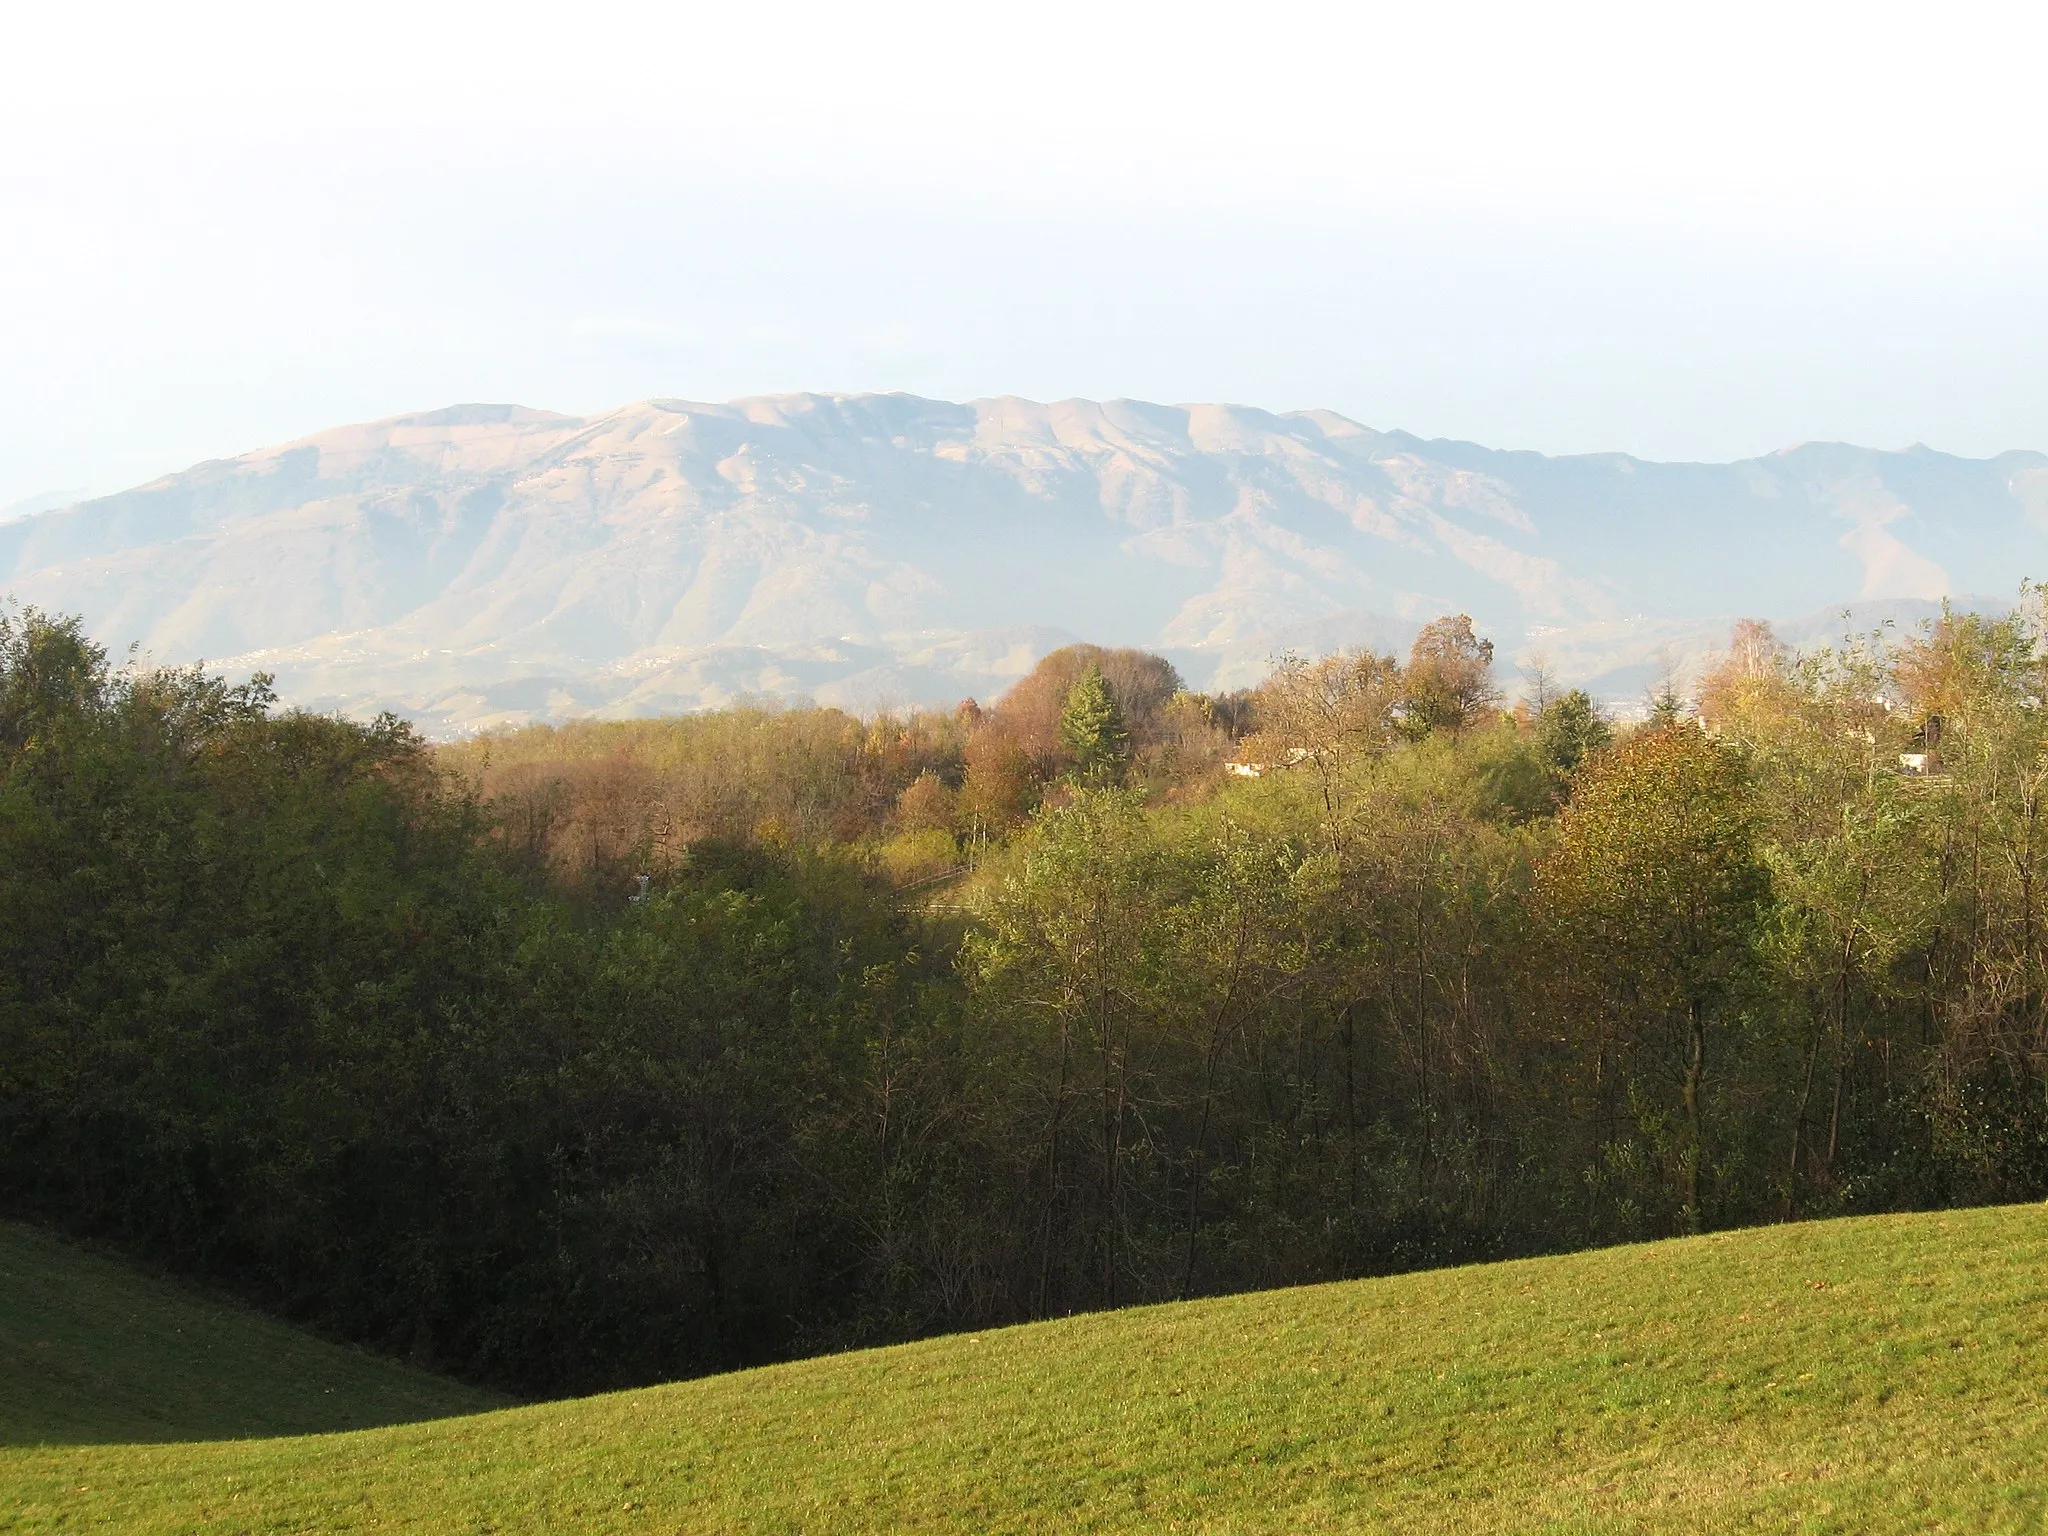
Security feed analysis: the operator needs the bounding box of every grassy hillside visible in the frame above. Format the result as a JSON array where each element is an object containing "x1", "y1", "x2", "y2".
[
  {"x1": 7, "y1": 1205, "x2": 2048, "y2": 1532},
  {"x1": 0, "y1": 1221, "x2": 501, "y2": 1446}
]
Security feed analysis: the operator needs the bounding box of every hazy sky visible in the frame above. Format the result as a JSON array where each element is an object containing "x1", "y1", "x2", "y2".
[{"x1": 6, "y1": 0, "x2": 2047, "y2": 508}]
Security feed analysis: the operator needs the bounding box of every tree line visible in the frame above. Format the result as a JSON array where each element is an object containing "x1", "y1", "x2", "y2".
[{"x1": 3, "y1": 598, "x2": 2046, "y2": 1397}]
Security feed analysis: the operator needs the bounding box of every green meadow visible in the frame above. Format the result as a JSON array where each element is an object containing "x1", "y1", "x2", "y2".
[
  {"x1": 7, "y1": 1204, "x2": 2048, "y2": 1533},
  {"x1": 0, "y1": 1221, "x2": 499, "y2": 1447}
]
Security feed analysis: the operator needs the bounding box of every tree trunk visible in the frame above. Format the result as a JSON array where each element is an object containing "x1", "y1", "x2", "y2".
[
  {"x1": 1785, "y1": 1002, "x2": 1824, "y2": 1220},
  {"x1": 1682, "y1": 997, "x2": 1706, "y2": 1232},
  {"x1": 1035, "y1": 1017, "x2": 1071, "y2": 1318}
]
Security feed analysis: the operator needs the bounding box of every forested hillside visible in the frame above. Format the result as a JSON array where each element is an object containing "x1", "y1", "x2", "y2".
[{"x1": 4, "y1": 595, "x2": 2047, "y2": 1398}]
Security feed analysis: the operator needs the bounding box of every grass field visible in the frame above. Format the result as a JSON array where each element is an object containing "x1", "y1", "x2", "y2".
[
  {"x1": 6, "y1": 1206, "x2": 2048, "y2": 1532},
  {"x1": 0, "y1": 1220, "x2": 500, "y2": 1447}
]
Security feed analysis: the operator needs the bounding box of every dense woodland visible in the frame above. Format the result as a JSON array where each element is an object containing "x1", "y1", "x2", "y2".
[{"x1": 6, "y1": 597, "x2": 2048, "y2": 1398}]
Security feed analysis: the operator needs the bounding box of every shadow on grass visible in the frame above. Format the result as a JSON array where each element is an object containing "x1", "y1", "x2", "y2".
[{"x1": 0, "y1": 1221, "x2": 506, "y2": 1447}]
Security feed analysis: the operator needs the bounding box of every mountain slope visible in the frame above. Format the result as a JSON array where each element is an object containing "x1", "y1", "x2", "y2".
[
  {"x1": 4, "y1": 395, "x2": 2043, "y2": 732},
  {"x1": 0, "y1": 1222, "x2": 502, "y2": 1446},
  {"x1": 4, "y1": 1205, "x2": 2044, "y2": 1532}
]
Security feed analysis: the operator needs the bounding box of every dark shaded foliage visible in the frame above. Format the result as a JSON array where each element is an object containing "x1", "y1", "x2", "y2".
[{"x1": 0, "y1": 608, "x2": 924, "y2": 1394}]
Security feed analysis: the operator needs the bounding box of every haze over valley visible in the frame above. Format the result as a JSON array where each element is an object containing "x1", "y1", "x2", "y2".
[{"x1": 3, "y1": 392, "x2": 2042, "y2": 731}]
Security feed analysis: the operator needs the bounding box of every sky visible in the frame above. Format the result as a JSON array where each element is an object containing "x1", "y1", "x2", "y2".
[{"x1": 5, "y1": 0, "x2": 2048, "y2": 509}]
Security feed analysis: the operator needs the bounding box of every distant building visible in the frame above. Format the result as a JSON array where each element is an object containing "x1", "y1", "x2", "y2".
[
  {"x1": 1900, "y1": 715, "x2": 1944, "y2": 778},
  {"x1": 1225, "y1": 746, "x2": 1311, "y2": 779}
]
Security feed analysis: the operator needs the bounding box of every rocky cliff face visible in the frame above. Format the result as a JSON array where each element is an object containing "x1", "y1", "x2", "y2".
[{"x1": 4, "y1": 394, "x2": 2042, "y2": 732}]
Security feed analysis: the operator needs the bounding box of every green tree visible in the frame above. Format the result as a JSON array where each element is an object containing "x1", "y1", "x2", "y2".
[
  {"x1": 1059, "y1": 667, "x2": 1130, "y2": 784},
  {"x1": 1536, "y1": 689, "x2": 1611, "y2": 780},
  {"x1": 0, "y1": 606, "x2": 108, "y2": 751},
  {"x1": 966, "y1": 789, "x2": 1169, "y2": 1309},
  {"x1": 1539, "y1": 720, "x2": 1768, "y2": 1233}
]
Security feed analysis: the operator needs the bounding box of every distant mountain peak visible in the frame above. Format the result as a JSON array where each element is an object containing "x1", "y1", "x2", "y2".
[{"x1": 1, "y1": 393, "x2": 2039, "y2": 734}]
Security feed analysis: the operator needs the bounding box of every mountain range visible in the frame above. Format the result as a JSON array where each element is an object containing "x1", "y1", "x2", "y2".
[{"x1": 4, "y1": 393, "x2": 2043, "y2": 733}]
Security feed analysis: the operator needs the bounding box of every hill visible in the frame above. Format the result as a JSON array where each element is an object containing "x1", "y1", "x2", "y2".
[
  {"x1": 0, "y1": 1222, "x2": 501, "y2": 1447},
  {"x1": 5, "y1": 1205, "x2": 2045, "y2": 1532},
  {"x1": 2, "y1": 394, "x2": 2042, "y2": 732}
]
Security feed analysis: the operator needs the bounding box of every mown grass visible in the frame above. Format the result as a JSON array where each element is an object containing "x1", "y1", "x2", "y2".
[
  {"x1": 7, "y1": 1206, "x2": 2048, "y2": 1532},
  {"x1": 0, "y1": 1221, "x2": 500, "y2": 1447}
]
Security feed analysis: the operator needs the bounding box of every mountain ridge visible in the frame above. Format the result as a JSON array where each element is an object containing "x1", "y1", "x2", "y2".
[{"x1": 3, "y1": 392, "x2": 2041, "y2": 733}]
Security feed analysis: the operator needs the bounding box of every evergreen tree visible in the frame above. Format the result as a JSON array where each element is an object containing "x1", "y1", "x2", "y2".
[
  {"x1": 1059, "y1": 666, "x2": 1130, "y2": 783},
  {"x1": 1537, "y1": 688, "x2": 1611, "y2": 777}
]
